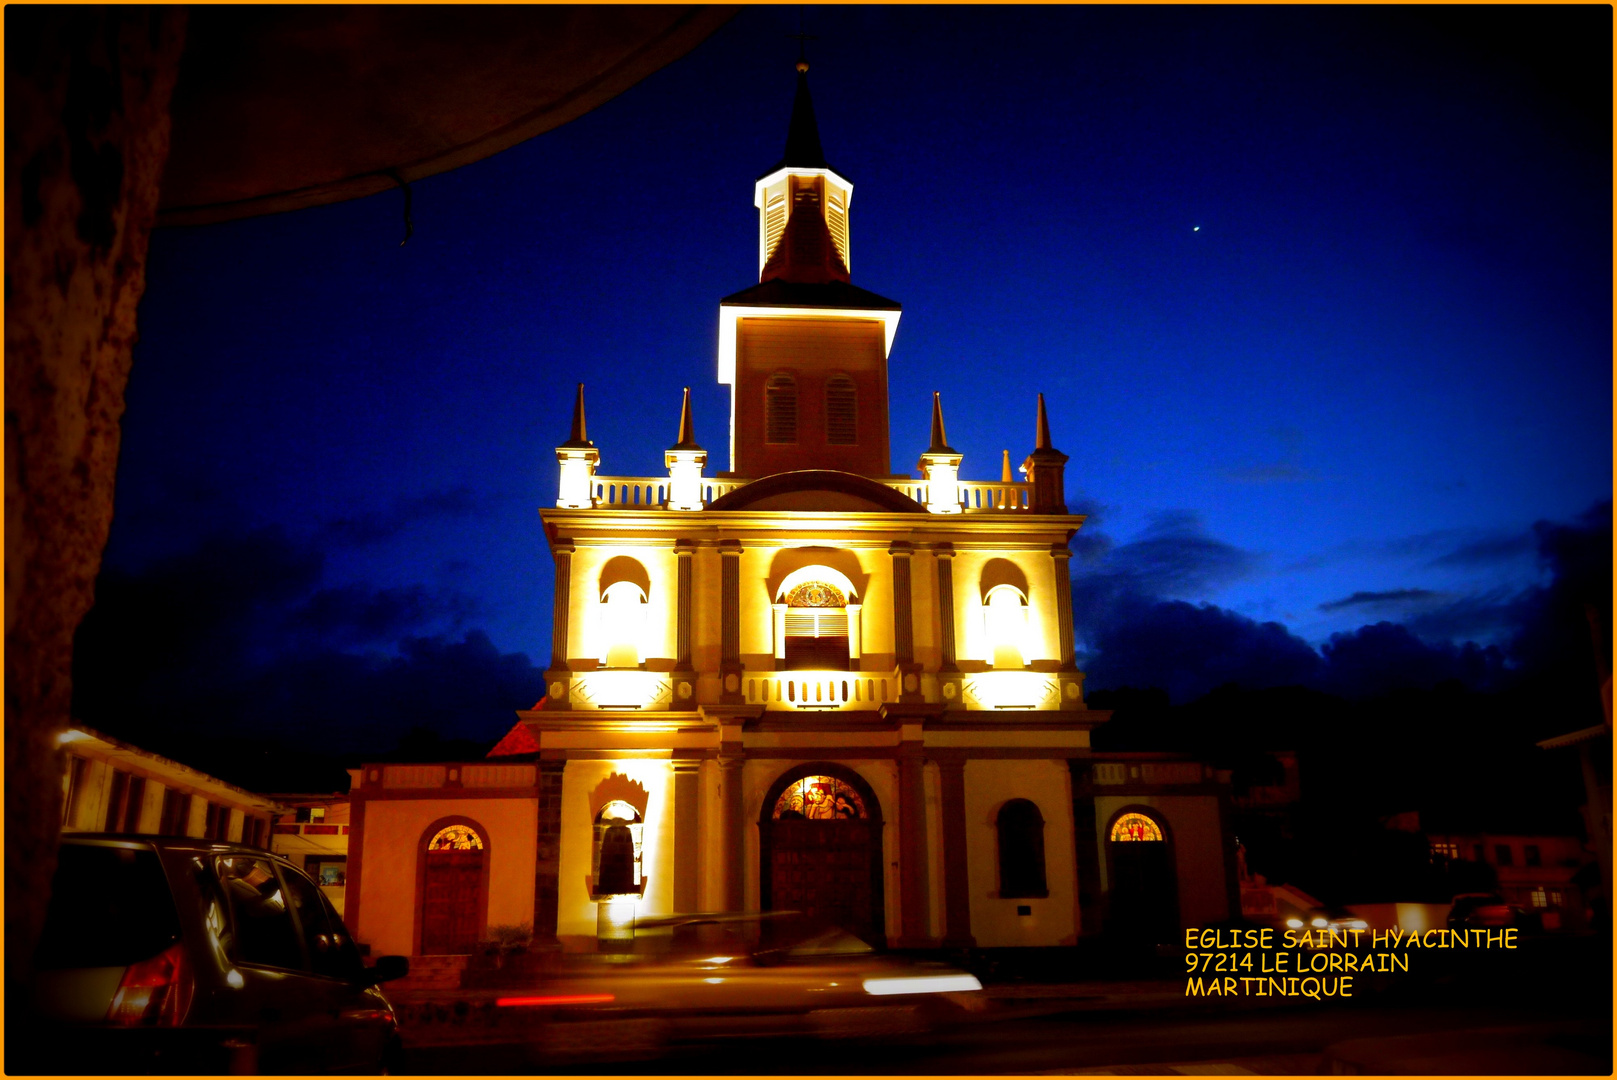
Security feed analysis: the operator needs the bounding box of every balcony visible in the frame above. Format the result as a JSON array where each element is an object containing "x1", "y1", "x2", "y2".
[
  {"x1": 584, "y1": 476, "x2": 1031, "y2": 512},
  {"x1": 745, "y1": 671, "x2": 897, "y2": 710}
]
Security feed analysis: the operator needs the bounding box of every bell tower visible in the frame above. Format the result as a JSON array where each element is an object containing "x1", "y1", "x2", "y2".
[{"x1": 718, "y1": 63, "x2": 902, "y2": 481}]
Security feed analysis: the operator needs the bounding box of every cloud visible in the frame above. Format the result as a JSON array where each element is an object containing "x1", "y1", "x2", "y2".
[
  {"x1": 1426, "y1": 531, "x2": 1535, "y2": 568},
  {"x1": 320, "y1": 486, "x2": 481, "y2": 546},
  {"x1": 73, "y1": 526, "x2": 543, "y2": 768},
  {"x1": 1222, "y1": 462, "x2": 1315, "y2": 484},
  {"x1": 1318, "y1": 588, "x2": 1446, "y2": 613},
  {"x1": 1095, "y1": 510, "x2": 1261, "y2": 599},
  {"x1": 1319, "y1": 622, "x2": 1507, "y2": 697},
  {"x1": 1071, "y1": 501, "x2": 1610, "y2": 707}
]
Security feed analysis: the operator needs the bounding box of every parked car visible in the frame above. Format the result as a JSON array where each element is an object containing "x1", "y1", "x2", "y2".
[
  {"x1": 496, "y1": 912, "x2": 985, "y2": 1063},
  {"x1": 16, "y1": 834, "x2": 409, "y2": 1074},
  {"x1": 1447, "y1": 892, "x2": 1541, "y2": 933}
]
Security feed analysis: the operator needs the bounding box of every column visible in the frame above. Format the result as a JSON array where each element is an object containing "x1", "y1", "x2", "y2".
[
  {"x1": 1051, "y1": 544, "x2": 1076, "y2": 670},
  {"x1": 534, "y1": 760, "x2": 566, "y2": 944},
  {"x1": 719, "y1": 540, "x2": 744, "y2": 703},
  {"x1": 772, "y1": 604, "x2": 787, "y2": 667},
  {"x1": 546, "y1": 538, "x2": 574, "y2": 707},
  {"x1": 719, "y1": 754, "x2": 746, "y2": 911},
  {"x1": 890, "y1": 541, "x2": 923, "y2": 702},
  {"x1": 846, "y1": 603, "x2": 863, "y2": 662},
  {"x1": 897, "y1": 747, "x2": 933, "y2": 947},
  {"x1": 936, "y1": 758, "x2": 975, "y2": 948},
  {"x1": 673, "y1": 760, "x2": 701, "y2": 913}
]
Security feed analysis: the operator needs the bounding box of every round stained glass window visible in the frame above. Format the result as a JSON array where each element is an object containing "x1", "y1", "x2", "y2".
[
  {"x1": 1109, "y1": 812, "x2": 1164, "y2": 842},
  {"x1": 428, "y1": 824, "x2": 484, "y2": 850},
  {"x1": 773, "y1": 775, "x2": 865, "y2": 820}
]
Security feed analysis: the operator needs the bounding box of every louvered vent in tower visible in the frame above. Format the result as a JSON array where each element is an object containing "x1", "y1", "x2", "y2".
[{"x1": 826, "y1": 375, "x2": 857, "y2": 445}]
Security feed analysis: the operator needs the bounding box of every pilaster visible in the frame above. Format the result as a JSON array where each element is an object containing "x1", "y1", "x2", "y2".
[
  {"x1": 936, "y1": 757, "x2": 975, "y2": 948},
  {"x1": 890, "y1": 541, "x2": 923, "y2": 702},
  {"x1": 544, "y1": 538, "x2": 574, "y2": 709},
  {"x1": 719, "y1": 540, "x2": 744, "y2": 704}
]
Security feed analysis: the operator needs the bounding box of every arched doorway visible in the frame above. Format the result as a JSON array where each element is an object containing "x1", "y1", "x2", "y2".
[
  {"x1": 418, "y1": 820, "x2": 488, "y2": 955},
  {"x1": 1104, "y1": 808, "x2": 1179, "y2": 943},
  {"x1": 759, "y1": 764, "x2": 885, "y2": 946}
]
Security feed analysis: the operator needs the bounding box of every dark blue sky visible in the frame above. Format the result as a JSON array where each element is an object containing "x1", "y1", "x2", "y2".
[{"x1": 98, "y1": 6, "x2": 1610, "y2": 749}]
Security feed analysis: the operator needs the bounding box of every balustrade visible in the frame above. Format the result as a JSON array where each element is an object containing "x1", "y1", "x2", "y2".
[
  {"x1": 586, "y1": 476, "x2": 1029, "y2": 512},
  {"x1": 744, "y1": 671, "x2": 892, "y2": 710}
]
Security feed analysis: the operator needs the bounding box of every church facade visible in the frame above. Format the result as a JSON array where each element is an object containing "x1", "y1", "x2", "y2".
[{"x1": 343, "y1": 68, "x2": 1236, "y2": 959}]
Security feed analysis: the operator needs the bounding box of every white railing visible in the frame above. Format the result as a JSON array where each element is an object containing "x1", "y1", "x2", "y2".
[
  {"x1": 591, "y1": 477, "x2": 745, "y2": 508},
  {"x1": 586, "y1": 475, "x2": 1031, "y2": 512},
  {"x1": 745, "y1": 670, "x2": 894, "y2": 710},
  {"x1": 955, "y1": 481, "x2": 1031, "y2": 510}
]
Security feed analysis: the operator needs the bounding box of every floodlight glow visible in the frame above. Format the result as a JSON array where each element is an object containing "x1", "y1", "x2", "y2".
[{"x1": 862, "y1": 974, "x2": 982, "y2": 996}]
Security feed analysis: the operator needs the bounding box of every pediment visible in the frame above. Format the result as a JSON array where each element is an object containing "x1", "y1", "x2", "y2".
[{"x1": 706, "y1": 470, "x2": 924, "y2": 514}]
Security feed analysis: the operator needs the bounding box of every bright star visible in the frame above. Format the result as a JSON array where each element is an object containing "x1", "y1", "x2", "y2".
[{"x1": 1192, "y1": 225, "x2": 1201, "y2": 232}]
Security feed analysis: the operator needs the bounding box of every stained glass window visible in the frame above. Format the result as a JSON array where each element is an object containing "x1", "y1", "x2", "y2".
[
  {"x1": 773, "y1": 776, "x2": 865, "y2": 820},
  {"x1": 786, "y1": 581, "x2": 845, "y2": 608},
  {"x1": 427, "y1": 824, "x2": 484, "y2": 851},
  {"x1": 1109, "y1": 812, "x2": 1164, "y2": 842}
]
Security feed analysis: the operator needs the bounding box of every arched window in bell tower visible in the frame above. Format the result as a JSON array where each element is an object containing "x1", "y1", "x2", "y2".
[
  {"x1": 765, "y1": 374, "x2": 798, "y2": 444},
  {"x1": 826, "y1": 375, "x2": 857, "y2": 445}
]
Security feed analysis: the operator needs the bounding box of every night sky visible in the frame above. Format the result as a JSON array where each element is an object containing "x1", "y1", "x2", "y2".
[{"x1": 79, "y1": 7, "x2": 1610, "y2": 780}]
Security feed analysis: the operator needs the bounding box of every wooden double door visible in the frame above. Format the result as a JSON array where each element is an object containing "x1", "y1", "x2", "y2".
[
  {"x1": 421, "y1": 848, "x2": 483, "y2": 954},
  {"x1": 768, "y1": 818, "x2": 878, "y2": 944}
]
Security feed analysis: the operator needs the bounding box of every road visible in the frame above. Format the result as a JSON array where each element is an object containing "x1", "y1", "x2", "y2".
[{"x1": 401, "y1": 992, "x2": 1611, "y2": 1075}]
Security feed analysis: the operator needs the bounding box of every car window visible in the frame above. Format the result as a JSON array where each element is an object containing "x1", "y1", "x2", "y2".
[
  {"x1": 280, "y1": 864, "x2": 360, "y2": 979},
  {"x1": 216, "y1": 856, "x2": 304, "y2": 971},
  {"x1": 35, "y1": 844, "x2": 181, "y2": 970}
]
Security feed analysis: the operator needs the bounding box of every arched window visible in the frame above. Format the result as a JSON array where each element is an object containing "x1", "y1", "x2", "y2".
[
  {"x1": 765, "y1": 374, "x2": 798, "y2": 444},
  {"x1": 825, "y1": 375, "x2": 857, "y2": 445},
  {"x1": 984, "y1": 585, "x2": 1029, "y2": 669},
  {"x1": 1110, "y1": 812, "x2": 1164, "y2": 843},
  {"x1": 772, "y1": 775, "x2": 867, "y2": 820},
  {"x1": 592, "y1": 801, "x2": 644, "y2": 898},
  {"x1": 600, "y1": 581, "x2": 646, "y2": 668},
  {"x1": 783, "y1": 580, "x2": 849, "y2": 671},
  {"x1": 997, "y1": 799, "x2": 1048, "y2": 899}
]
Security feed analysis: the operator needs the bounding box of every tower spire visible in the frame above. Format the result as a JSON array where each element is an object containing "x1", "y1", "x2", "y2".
[
  {"x1": 926, "y1": 391, "x2": 956, "y2": 454},
  {"x1": 1035, "y1": 392, "x2": 1052, "y2": 451},
  {"x1": 775, "y1": 61, "x2": 828, "y2": 172}
]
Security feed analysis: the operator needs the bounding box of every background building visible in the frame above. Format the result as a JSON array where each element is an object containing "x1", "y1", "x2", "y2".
[{"x1": 59, "y1": 725, "x2": 280, "y2": 846}]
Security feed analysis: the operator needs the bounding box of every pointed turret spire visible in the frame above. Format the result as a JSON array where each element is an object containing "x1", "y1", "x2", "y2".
[
  {"x1": 1022, "y1": 392, "x2": 1069, "y2": 514},
  {"x1": 561, "y1": 382, "x2": 594, "y2": 448},
  {"x1": 669, "y1": 386, "x2": 702, "y2": 451},
  {"x1": 664, "y1": 386, "x2": 708, "y2": 510},
  {"x1": 555, "y1": 382, "x2": 600, "y2": 508},
  {"x1": 1001, "y1": 450, "x2": 1014, "y2": 483},
  {"x1": 926, "y1": 392, "x2": 956, "y2": 454}
]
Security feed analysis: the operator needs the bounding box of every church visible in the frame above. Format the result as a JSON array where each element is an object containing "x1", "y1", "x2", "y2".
[{"x1": 342, "y1": 65, "x2": 1238, "y2": 961}]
